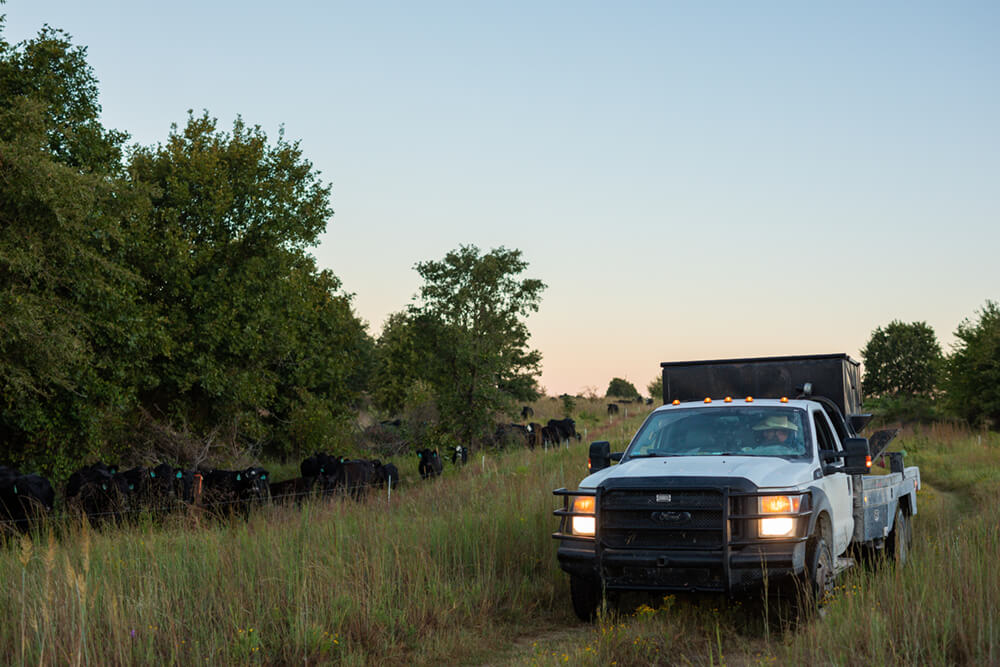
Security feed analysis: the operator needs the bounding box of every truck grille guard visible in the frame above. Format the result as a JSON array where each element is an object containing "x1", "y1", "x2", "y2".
[{"x1": 554, "y1": 484, "x2": 813, "y2": 593}]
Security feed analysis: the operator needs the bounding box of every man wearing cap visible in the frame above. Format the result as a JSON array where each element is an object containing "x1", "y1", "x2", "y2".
[{"x1": 753, "y1": 415, "x2": 801, "y2": 448}]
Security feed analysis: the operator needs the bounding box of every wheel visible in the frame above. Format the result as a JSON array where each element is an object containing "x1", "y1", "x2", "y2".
[
  {"x1": 796, "y1": 534, "x2": 834, "y2": 619},
  {"x1": 569, "y1": 574, "x2": 602, "y2": 622},
  {"x1": 886, "y1": 506, "x2": 909, "y2": 566}
]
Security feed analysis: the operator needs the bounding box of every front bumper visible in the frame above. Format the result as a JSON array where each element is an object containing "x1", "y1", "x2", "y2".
[{"x1": 553, "y1": 478, "x2": 811, "y2": 594}]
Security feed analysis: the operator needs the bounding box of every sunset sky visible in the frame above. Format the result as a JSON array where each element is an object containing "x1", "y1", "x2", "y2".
[{"x1": 5, "y1": 1, "x2": 997, "y2": 397}]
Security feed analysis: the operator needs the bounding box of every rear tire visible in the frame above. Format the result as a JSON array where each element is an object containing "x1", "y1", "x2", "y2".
[
  {"x1": 569, "y1": 574, "x2": 602, "y2": 622},
  {"x1": 887, "y1": 506, "x2": 909, "y2": 565}
]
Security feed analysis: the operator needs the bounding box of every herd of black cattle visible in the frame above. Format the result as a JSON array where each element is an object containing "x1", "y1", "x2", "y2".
[{"x1": 0, "y1": 418, "x2": 580, "y2": 537}]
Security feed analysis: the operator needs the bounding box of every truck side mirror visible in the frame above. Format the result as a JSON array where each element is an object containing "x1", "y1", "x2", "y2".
[
  {"x1": 588, "y1": 441, "x2": 611, "y2": 473},
  {"x1": 842, "y1": 437, "x2": 871, "y2": 474}
]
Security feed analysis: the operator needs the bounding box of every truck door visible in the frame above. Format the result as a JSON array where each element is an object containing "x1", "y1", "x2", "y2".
[{"x1": 812, "y1": 409, "x2": 853, "y2": 556}]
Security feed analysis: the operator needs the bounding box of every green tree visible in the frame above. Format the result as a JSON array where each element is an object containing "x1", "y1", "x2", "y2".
[
  {"x1": 606, "y1": 377, "x2": 640, "y2": 400},
  {"x1": 0, "y1": 22, "x2": 151, "y2": 474},
  {"x1": 861, "y1": 321, "x2": 942, "y2": 397},
  {"x1": 126, "y1": 112, "x2": 372, "y2": 456},
  {"x1": 647, "y1": 375, "x2": 663, "y2": 403},
  {"x1": 944, "y1": 301, "x2": 1000, "y2": 428},
  {"x1": 406, "y1": 245, "x2": 545, "y2": 446}
]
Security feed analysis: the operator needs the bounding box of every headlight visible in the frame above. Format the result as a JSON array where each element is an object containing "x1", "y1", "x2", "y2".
[
  {"x1": 572, "y1": 496, "x2": 596, "y2": 536},
  {"x1": 759, "y1": 495, "x2": 801, "y2": 537}
]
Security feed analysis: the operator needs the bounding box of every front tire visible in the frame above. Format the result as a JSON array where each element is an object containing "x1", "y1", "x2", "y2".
[
  {"x1": 796, "y1": 534, "x2": 834, "y2": 619},
  {"x1": 569, "y1": 574, "x2": 602, "y2": 622}
]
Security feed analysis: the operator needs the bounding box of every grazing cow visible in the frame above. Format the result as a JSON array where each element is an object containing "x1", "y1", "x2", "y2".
[
  {"x1": 547, "y1": 418, "x2": 579, "y2": 444},
  {"x1": 0, "y1": 470, "x2": 55, "y2": 534},
  {"x1": 521, "y1": 405, "x2": 534, "y2": 420},
  {"x1": 607, "y1": 403, "x2": 620, "y2": 416},
  {"x1": 417, "y1": 449, "x2": 443, "y2": 479},
  {"x1": 451, "y1": 445, "x2": 469, "y2": 464}
]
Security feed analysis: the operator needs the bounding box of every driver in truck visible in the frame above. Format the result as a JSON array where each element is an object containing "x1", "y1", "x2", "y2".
[{"x1": 753, "y1": 415, "x2": 800, "y2": 446}]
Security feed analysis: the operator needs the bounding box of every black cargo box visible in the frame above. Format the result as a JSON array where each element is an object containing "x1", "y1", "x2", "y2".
[{"x1": 660, "y1": 354, "x2": 863, "y2": 418}]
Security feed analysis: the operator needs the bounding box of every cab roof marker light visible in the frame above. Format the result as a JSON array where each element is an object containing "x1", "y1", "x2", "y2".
[
  {"x1": 780, "y1": 397, "x2": 789, "y2": 403},
  {"x1": 704, "y1": 397, "x2": 712, "y2": 403},
  {"x1": 745, "y1": 396, "x2": 753, "y2": 402},
  {"x1": 672, "y1": 399, "x2": 680, "y2": 406},
  {"x1": 724, "y1": 396, "x2": 732, "y2": 403}
]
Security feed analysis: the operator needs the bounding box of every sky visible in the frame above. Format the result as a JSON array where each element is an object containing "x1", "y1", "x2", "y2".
[{"x1": 3, "y1": 1, "x2": 998, "y2": 397}]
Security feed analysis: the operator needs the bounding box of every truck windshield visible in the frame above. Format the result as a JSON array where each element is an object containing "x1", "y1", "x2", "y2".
[{"x1": 624, "y1": 407, "x2": 809, "y2": 459}]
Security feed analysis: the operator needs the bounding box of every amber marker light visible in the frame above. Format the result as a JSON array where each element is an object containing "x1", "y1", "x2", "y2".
[
  {"x1": 745, "y1": 396, "x2": 753, "y2": 402},
  {"x1": 724, "y1": 396, "x2": 732, "y2": 403},
  {"x1": 704, "y1": 397, "x2": 712, "y2": 403},
  {"x1": 672, "y1": 399, "x2": 680, "y2": 406},
  {"x1": 780, "y1": 397, "x2": 789, "y2": 403}
]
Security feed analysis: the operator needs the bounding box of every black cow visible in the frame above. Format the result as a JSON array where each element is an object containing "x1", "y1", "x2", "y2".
[
  {"x1": 521, "y1": 405, "x2": 534, "y2": 420},
  {"x1": 301, "y1": 452, "x2": 344, "y2": 495},
  {"x1": 607, "y1": 403, "x2": 620, "y2": 416},
  {"x1": 451, "y1": 445, "x2": 469, "y2": 465},
  {"x1": 335, "y1": 460, "x2": 375, "y2": 499},
  {"x1": 0, "y1": 470, "x2": 54, "y2": 534},
  {"x1": 547, "y1": 418, "x2": 579, "y2": 444},
  {"x1": 370, "y1": 460, "x2": 400, "y2": 489},
  {"x1": 526, "y1": 423, "x2": 543, "y2": 450},
  {"x1": 417, "y1": 449, "x2": 443, "y2": 479},
  {"x1": 200, "y1": 467, "x2": 271, "y2": 515},
  {"x1": 269, "y1": 477, "x2": 316, "y2": 504},
  {"x1": 494, "y1": 423, "x2": 530, "y2": 449},
  {"x1": 65, "y1": 462, "x2": 128, "y2": 523}
]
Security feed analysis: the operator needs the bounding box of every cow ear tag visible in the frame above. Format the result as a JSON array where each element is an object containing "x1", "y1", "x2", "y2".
[
  {"x1": 176, "y1": 471, "x2": 182, "y2": 478},
  {"x1": 150, "y1": 472, "x2": 156, "y2": 478},
  {"x1": 12, "y1": 485, "x2": 17, "y2": 494},
  {"x1": 236, "y1": 474, "x2": 241, "y2": 481}
]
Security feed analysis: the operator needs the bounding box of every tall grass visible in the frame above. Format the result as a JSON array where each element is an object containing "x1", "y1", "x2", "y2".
[
  {"x1": 6, "y1": 413, "x2": 991, "y2": 665},
  {"x1": 0, "y1": 424, "x2": 632, "y2": 665}
]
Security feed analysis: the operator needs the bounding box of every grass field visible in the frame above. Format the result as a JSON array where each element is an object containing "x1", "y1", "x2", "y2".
[{"x1": 1, "y1": 406, "x2": 997, "y2": 665}]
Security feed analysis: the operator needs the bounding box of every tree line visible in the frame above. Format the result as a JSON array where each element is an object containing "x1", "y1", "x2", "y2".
[
  {"x1": 0, "y1": 22, "x2": 543, "y2": 478},
  {"x1": 859, "y1": 305, "x2": 1000, "y2": 427}
]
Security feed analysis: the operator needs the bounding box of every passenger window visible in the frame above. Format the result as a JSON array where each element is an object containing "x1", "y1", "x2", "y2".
[{"x1": 813, "y1": 411, "x2": 841, "y2": 454}]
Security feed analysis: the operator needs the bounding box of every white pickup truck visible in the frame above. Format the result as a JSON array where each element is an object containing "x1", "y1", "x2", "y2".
[{"x1": 553, "y1": 354, "x2": 920, "y2": 620}]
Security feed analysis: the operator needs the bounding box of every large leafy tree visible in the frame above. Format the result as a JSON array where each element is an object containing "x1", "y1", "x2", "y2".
[
  {"x1": 402, "y1": 245, "x2": 545, "y2": 446},
  {"x1": 861, "y1": 321, "x2": 942, "y2": 397},
  {"x1": 126, "y1": 112, "x2": 372, "y2": 456},
  {"x1": 647, "y1": 376, "x2": 663, "y2": 404},
  {"x1": 0, "y1": 22, "x2": 151, "y2": 473},
  {"x1": 944, "y1": 301, "x2": 1000, "y2": 428},
  {"x1": 606, "y1": 377, "x2": 640, "y2": 400}
]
